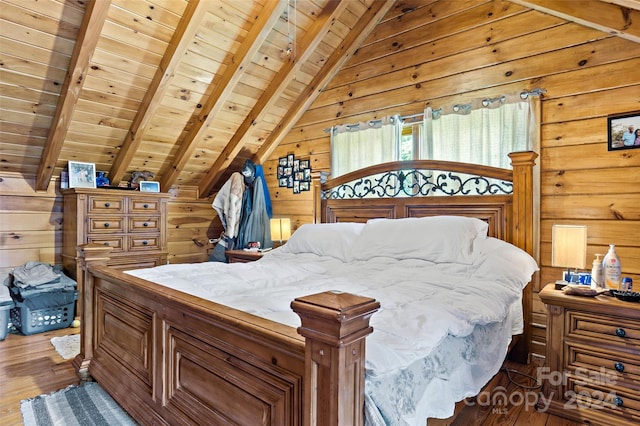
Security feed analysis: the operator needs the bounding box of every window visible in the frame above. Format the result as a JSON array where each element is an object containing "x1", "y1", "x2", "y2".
[{"x1": 331, "y1": 92, "x2": 540, "y2": 177}]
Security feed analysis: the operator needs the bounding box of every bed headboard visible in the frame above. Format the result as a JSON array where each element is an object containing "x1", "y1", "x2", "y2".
[
  {"x1": 314, "y1": 151, "x2": 538, "y2": 362},
  {"x1": 315, "y1": 152, "x2": 537, "y2": 253}
]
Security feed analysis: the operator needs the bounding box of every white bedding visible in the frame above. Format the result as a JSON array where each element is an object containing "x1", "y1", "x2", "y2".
[{"x1": 127, "y1": 217, "x2": 538, "y2": 425}]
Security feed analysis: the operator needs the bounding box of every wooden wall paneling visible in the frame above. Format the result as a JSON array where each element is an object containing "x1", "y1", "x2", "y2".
[{"x1": 541, "y1": 194, "x2": 640, "y2": 220}]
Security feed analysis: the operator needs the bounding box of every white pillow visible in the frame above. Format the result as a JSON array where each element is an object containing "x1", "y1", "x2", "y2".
[
  {"x1": 350, "y1": 216, "x2": 488, "y2": 264},
  {"x1": 474, "y1": 237, "x2": 539, "y2": 288},
  {"x1": 281, "y1": 222, "x2": 365, "y2": 262}
]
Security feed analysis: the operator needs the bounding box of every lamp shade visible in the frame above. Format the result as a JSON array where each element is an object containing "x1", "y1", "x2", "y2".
[
  {"x1": 551, "y1": 224, "x2": 587, "y2": 270},
  {"x1": 270, "y1": 218, "x2": 291, "y2": 243}
]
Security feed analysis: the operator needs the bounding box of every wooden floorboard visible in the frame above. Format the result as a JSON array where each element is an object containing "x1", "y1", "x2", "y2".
[
  {"x1": 0, "y1": 326, "x2": 80, "y2": 426},
  {"x1": 0, "y1": 327, "x2": 587, "y2": 425}
]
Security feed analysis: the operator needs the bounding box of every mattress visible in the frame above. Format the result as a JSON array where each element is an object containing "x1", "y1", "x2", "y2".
[{"x1": 128, "y1": 241, "x2": 534, "y2": 424}]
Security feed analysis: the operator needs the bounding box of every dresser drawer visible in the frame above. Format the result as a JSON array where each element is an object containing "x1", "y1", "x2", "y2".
[
  {"x1": 129, "y1": 235, "x2": 160, "y2": 250},
  {"x1": 88, "y1": 196, "x2": 125, "y2": 213},
  {"x1": 567, "y1": 311, "x2": 640, "y2": 347},
  {"x1": 567, "y1": 376, "x2": 640, "y2": 419},
  {"x1": 129, "y1": 217, "x2": 160, "y2": 232},
  {"x1": 88, "y1": 217, "x2": 125, "y2": 233},
  {"x1": 566, "y1": 343, "x2": 640, "y2": 392},
  {"x1": 87, "y1": 235, "x2": 125, "y2": 252},
  {"x1": 130, "y1": 198, "x2": 161, "y2": 213}
]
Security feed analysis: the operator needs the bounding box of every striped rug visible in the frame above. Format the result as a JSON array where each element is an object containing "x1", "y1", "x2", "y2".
[{"x1": 21, "y1": 382, "x2": 137, "y2": 426}]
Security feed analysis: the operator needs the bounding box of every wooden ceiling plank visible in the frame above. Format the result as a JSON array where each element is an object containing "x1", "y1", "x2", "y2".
[
  {"x1": 35, "y1": 0, "x2": 111, "y2": 191},
  {"x1": 255, "y1": 0, "x2": 397, "y2": 167},
  {"x1": 159, "y1": 0, "x2": 289, "y2": 192},
  {"x1": 107, "y1": 0, "x2": 206, "y2": 184},
  {"x1": 510, "y1": 0, "x2": 640, "y2": 43},
  {"x1": 198, "y1": 0, "x2": 347, "y2": 197}
]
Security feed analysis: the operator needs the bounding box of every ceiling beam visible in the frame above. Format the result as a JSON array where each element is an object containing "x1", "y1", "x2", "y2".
[
  {"x1": 510, "y1": 0, "x2": 640, "y2": 43},
  {"x1": 107, "y1": 0, "x2": 206, "y2": 186},
  {"x1": 35, "y1": 0, "x2": 110, "y2": 191},
  {"x1": 198, "y1": 0, "x2": 347, "y2": 197},
  {"x1": 159, "y1": 0, "x2": 289, "y2": 193},
  {"x1": 255, "y1": 0, "x2": 398, "y2": 166}
]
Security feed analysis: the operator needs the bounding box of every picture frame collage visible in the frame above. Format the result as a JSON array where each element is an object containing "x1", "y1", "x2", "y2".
[{"x1": 277, "y1": 154, "x2": 311, "y2": 194}]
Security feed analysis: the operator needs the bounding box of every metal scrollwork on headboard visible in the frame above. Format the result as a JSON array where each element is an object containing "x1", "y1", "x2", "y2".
[{"x1": 322, "y1": 169, "x2": 513, "y2": 200}]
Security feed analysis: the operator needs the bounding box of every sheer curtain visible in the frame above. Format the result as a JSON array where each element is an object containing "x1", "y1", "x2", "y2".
[
  {"x1": 330, "y1": 115, "x2": 401, "y2": 178},
  {"x1": 421, "y1": 93, "x2": 540, "y2": 169}
]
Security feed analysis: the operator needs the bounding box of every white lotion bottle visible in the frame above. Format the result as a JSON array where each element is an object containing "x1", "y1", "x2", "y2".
[
  {"x1": 603, "y1": 245, "x2": 622, "y2": 290},
  {"x1": 590, "y1": 254, "x2": 604, "y2": 290}
]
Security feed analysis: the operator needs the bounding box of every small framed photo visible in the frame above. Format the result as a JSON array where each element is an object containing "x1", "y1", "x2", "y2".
[
  {"x1": 608, "y1": 111, "x2": 640, "y2": 151},
  {"x1": 279, "y1": 157, "x2": 287, "y2": 167},
  {"x1": 139, "y1": 181, "x2": 160, "y2": 192},
  {"x1": 68, "y1": 161, "x2": 96, "y2": 188}
]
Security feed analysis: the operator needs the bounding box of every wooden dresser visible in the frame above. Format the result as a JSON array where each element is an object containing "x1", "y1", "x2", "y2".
[
  {"x1": 62, "y1": 188, "x2": 169, "y2": 280},
  {"x1": 539, "y1": 284, "x2": 640, "y2": 425}
]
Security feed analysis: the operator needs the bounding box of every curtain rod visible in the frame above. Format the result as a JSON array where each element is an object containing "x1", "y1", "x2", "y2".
[{"x1": 324, "y1": 88, "x2": 546, "y2": 132}]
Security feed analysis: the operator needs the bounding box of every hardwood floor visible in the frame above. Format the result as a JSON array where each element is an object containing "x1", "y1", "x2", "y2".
[
  {"x1": 0, "y1": 326, "x2": 79, "y2": 425},
  {"x1": 0, "y1": 327, "x2": 585, "y2": 426}
]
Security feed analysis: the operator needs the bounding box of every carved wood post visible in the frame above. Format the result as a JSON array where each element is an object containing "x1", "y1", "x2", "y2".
[
  {"x1": 509, "y1": 151, "x2": 538, "y2": 364},
  {"x1": 291, "y1": 291, "x2": 380, "y2": 426},
  {"x1": 72, "y1": 243, "x2": 112, "y2": 381}
]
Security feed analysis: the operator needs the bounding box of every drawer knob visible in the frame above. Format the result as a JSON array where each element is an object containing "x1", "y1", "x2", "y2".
[
  {"x1": 104, "y1": 242, "x2": 110, "y2": 246},
  {"x1": 142, "y1": 240, "x2": 148, "y2": 245},
  {"x1": 143, "y1": 222, "x2": 148, "y2": 227},
  {"x1": 104, "y1": 223, "x2": 110, "y2": 228},
  {"x1": 615, "y1": 328, "x2": 626, "y2": 338},
  {"x1": 143, "y1": 204, "x2": 149, "y2": 209},
  {"x1": 614, "y1": 362, "x2": 625, "y2": 373},
  {"x1": 613, "y1": 396, "x2": 623, "y2": 407},
  {"x1": 104, "y1": 202, "x2": 110, "y2": 208}
]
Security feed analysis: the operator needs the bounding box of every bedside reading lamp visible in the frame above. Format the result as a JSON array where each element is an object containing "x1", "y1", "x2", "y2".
[
  {"x1": 551, "y1": 224, "x2": 587, "y2": 286},
  {"x1": 270, "y1": 218, "x2": 291, "y2": 248}
]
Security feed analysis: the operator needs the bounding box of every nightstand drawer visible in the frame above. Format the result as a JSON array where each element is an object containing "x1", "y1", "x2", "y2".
[
  {"x1": 88, "y1": 196, "x2": 125, "y2": 213},
  {"x1": 129, "y1": 217, "x2": 160, "y2": 232},
  {"x1": 87, "y1": 235, "x2": 125, "y2": 252},
  {"x1": 89, "y1": 217, "x2": 125, "y2": 232},
  {"x1": 129, "y1": 235, "x2": 160, "y2": 250},
  {"x1": 567, "y1": 311, "x2": 640, "y2": 346},
  {"x1": 567, "y1": 376, "x2": 640, "y2": 418},
  {"x1": 566, "y1": 343, "x2": 640, "y2": 391},
  {"x1": 130, "y1": 198, "x2": 161, "y2": 213}
]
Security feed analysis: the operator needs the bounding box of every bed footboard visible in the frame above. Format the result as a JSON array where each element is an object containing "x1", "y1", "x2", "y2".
[{"x1": 73, "y1": 244, "x2": 379, "y2": 426}]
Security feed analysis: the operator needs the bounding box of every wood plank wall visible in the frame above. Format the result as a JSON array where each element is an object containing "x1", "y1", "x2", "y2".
[{"x1": 264, "y1": 0, "x2": 640, "y2": 360}]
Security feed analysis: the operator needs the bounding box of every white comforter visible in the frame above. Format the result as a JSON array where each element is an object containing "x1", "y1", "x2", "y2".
[{"x1": 128, "y1": 240, "x2": 536, "y2": 424}]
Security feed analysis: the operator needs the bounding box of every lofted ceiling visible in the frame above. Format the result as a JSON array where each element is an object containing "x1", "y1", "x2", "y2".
[{"x1": 1, "y1": 0, "x2": 639, "y2": 197}]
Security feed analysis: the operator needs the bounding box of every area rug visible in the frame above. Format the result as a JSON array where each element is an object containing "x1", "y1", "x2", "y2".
[
  {"x1": 21, "y1": 382, "x2": 137, "y2": 426},
  {"x1": 50, "y1": 334, "x2": 80, "y2": 360}
]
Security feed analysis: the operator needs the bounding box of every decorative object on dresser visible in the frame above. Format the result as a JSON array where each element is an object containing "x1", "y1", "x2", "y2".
[
  {"x1": 139, "y1": 181, "x2": 160, "y2": 192},
  {"x1": 225, "y1": 249, "x2": 263, "y2": 263},
  {"x1": 61, "y1": 188, "x2": 169, "y2": 309},
  {"x1": 539, "y1": 284, "x2": 640, "y2": 426},
  {"x1": 551, "y1": 224, "x2": 587, "y2": 286},
  {"x1": 68, "y1": 161, "x2": 96, "y2": 189}
]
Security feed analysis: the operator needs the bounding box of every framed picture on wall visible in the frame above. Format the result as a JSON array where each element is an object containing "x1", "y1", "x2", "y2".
[
  {"x1": 608, "y1": 111, "x2": 640, "y2": 151},
  {"x1": 68, "y1": 161, "x2": 96, "y2": 188}
]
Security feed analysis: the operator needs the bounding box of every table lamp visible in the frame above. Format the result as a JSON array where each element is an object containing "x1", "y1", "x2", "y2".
[
  {"x1": 270, "y1": 218, "x2": 291, "y2": 247},
  {"x1": 551, "y1": 224, "x2": 587, "y2": 285}
]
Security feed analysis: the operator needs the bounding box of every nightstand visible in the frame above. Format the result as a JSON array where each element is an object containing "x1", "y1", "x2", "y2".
[
  {"x1": 538, "y1": 283, "x2": 640, "y2": 425},
  {"x1": 226, "y1": 249, "x2": 263, "y2": 263}
]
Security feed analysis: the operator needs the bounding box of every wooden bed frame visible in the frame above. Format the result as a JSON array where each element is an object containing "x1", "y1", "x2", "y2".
[{"x1": 73, "y1": 151, "x2": 537, "y2": 425}]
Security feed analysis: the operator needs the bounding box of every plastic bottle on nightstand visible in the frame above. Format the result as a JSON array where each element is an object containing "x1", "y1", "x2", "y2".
[
  {"x1": 603, "y1": 245, "x2": 622, "y2": 290},
  {"x1": 590, "y1": 254, "x2": 604, "y2": 290}
]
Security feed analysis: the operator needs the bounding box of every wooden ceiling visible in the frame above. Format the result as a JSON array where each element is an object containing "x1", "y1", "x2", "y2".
[{"x1": 1, "y1": 0, "x2": 639, "y2": 197}]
